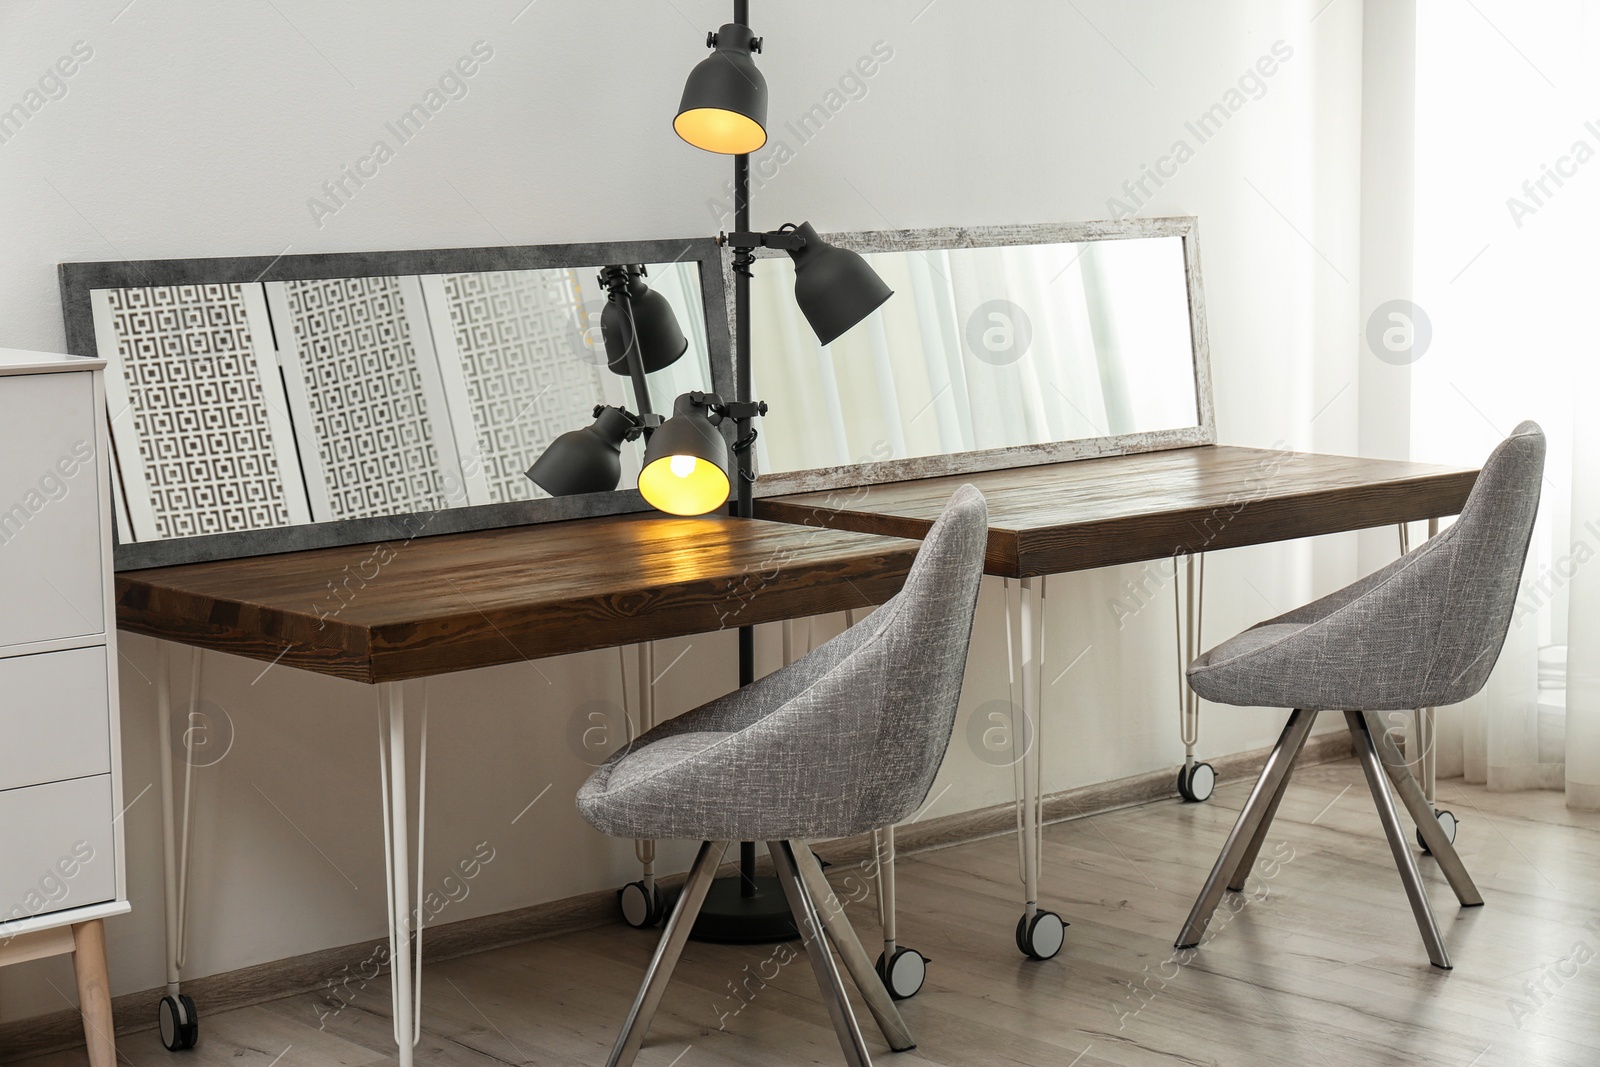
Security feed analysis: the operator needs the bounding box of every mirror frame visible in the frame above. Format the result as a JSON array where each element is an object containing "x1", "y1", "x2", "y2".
[
  {"x1": 59, "y1": 237, "x2": 734, "y2": 570},
  {"x1": 732, "y1": 215, "x2": 1215, "y2": 497}
]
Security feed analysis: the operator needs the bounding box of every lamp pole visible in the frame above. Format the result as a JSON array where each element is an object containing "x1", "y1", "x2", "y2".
[
  {"x1": 689, "y1": 0, "x2": 797, "y2": 940},
  {"x1": 731, "y1": 3, "x2": 758, "y2": 898},
  {"x1": 662, "y1": 0, "x2": 887, "y2": 942}
]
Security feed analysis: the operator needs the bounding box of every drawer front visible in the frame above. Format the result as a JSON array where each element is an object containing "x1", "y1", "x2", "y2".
[
  {"x1": 0, "y1": 646, "x2": 112, "y2": 791},
  {"x1": 0, "y1": 370, "x2": 106, "y2": 648},
  {"x1": 0, "y1": 775, "x2": 117, "y2": 926}
]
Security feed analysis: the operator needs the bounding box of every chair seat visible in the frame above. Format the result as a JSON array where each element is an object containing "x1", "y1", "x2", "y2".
[
  {"x1": 578, "y1": 728, "x2": 739, "y2": 841},
  {"x1": 1187, "y1": 613, "x2": 1442, "y2": 712},
  {"x1": 602, "y1": 731, "x2": 732, "y2": 793},
  {"x1": 575, "y1": 692, "x2": 886, "y2": 842},
  {"x1": 1187, "y1": 622, "x2": 1320, "y2": 707}
]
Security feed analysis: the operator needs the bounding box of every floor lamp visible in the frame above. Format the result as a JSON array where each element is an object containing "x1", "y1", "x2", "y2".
[{"x1": 531, "y1": 0, "x2": 895, "y2": 942}]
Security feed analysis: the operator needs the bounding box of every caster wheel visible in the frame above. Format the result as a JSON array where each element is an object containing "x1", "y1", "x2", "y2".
[
  {"x1": 619, "y1": 880, "x2": 666, "y2": 928},
  {"x1": 875, "y1": 947, "x2": 928, "y2": 1000},
  {"x1": 1014, "y1": 910, "x2": 1067, "y2": 961},
  {"x1": 1417, "y1": 809, "x2": 1458, "y2": 854},
  {"x1": 1177, "y1": 762, "x2": 1217, "y2": 803},
  {"x1": 158, "y1": 993, "x2": 199, "y2": 1051}
]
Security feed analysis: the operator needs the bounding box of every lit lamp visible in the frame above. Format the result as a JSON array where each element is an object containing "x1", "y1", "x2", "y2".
[
  {"x1": 637, "y1": 393, "x2": 736, "y2": 516},
  {"x1": 674, "y1": 23, "x2": 767, "y2": 154}
]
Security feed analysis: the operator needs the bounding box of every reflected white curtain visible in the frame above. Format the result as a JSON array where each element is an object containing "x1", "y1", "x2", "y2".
[
  {"x1": 748, "y1": 239, "x2": 1196, "y2": 476},
  {"x1": 1412, "y1": 0, "x2": 1600, "y2": 807}
]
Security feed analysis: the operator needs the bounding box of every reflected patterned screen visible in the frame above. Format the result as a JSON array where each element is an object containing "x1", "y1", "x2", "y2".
[{"x1": 91, "y1": 263, "x2": 713, "y2": 542}]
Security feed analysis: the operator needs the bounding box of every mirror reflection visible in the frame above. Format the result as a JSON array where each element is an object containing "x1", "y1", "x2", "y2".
[
  {"x1": 88, "y1": 263, "x2": 712, "y2": 542},
  {"x1": 749, "y1": 234, "x2": 1199, "y2": 476}
]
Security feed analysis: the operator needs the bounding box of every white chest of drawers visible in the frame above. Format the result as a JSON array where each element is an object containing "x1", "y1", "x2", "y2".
[{"x1": 0, "y1": 347, "x2": 125, "y2": 1066}]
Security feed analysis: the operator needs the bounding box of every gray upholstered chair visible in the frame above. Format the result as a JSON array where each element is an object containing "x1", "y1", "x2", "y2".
[
  {"x1": 1174, "y1": 422, "x2": 1544, "y2": 970},
  {"x1": 578, "y1": 485, "x2": 988, "y2": 1067}
]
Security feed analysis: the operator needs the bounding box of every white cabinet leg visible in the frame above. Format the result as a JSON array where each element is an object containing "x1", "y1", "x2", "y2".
[{"x1": 377, "y1": 681, "x2": 428, "y2": 1066}]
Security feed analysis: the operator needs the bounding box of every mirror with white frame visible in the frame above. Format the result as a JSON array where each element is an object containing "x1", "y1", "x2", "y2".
[
  {"x1": 60, "y1": 239, "x2": 731, "y2": 567},
  {"x1": 743, "y1": 217, "x2": 1213, "y2": 494}
]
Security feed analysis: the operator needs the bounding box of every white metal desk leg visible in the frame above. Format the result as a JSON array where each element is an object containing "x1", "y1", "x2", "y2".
[
  {"x1": 377, "y1": 681, "x2": 428, "y2": 1065},
  {"x1": 868, "y1": 823, "x2": 924, "y2": 998},
  {"x1": 1413, "y1": 517, "x2": 1457, "y2": 850},
  {"x1": 620, "y1": 644, "x2": 666, "y2": 928},
  {"x1": 1174, "y1": 554, "x2": 1216, "y2": 802},
  {"x1": 155, "y1": 644, "x2": 201, "y2": 1051},
  {"x1": 1423, "y1": 517, "x2": 1439, "y2": 806},
  {"x1": 1013, "y1": 576, "x2": 1065, "y2": 960}
]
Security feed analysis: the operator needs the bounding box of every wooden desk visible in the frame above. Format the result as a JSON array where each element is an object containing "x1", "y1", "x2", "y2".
[
  {"x1": 116, "y1": 513, "x2": 920, "y2": 1067},
  {"x1": 117, "y1": 513, "x2": 920, "y2": 684},
  {"x1": 755, "y1": 445, "x2": 1479, "y2": 576},
  {"x1": 757, "y1": 444, "x2": 1480, "y2": 954}
]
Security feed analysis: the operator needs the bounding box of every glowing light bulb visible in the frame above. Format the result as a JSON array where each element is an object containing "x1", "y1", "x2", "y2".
[{"x1": 669, "y1": 455, "x2": 698, "y2": 478}]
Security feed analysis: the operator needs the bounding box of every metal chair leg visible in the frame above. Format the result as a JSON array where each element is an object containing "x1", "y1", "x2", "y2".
[
  {"x1": 769, "y1": 841, "x2": 874, "y2": 1067},
  {"x1": 1364, "y1": 712, "x2": 1482, "y2": 906},
  {"x1": 606, "y1": 841, "x2": 726, "y2": 1067},
  {"x1": 791, "y1": 844, "x2": 916, "y2": 1052},
  {"x1": 1176, "y1": 709, "x2": 1317, "y2": 949},
  {"x1": 1227, "y1": 717, "x2": 1314, "y2": 891},
  {"x1": 1346, "y1": 712, "x2": 1452, "y2": 969}
]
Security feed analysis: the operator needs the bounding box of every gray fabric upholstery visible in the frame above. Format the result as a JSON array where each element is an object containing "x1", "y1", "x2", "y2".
[
  {"x1": 1188, "y1": 422, "x2": 1545, "y2": 711},
  {"x1": 577, "y1": 485, "x2": 989, "y2": 842}
]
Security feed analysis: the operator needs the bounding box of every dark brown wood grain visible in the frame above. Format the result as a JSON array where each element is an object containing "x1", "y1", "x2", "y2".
[
  {"x1": 116, "y1": 514, "x2": 921, "y2": 684},
  {"x1": 755, "y1": 445, "x2": 1480, "y2": 577}
]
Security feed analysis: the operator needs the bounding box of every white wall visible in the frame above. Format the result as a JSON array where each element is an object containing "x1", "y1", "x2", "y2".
[{"x1": 0, "y1": 0, "x2": 1366, "y2": 1023}]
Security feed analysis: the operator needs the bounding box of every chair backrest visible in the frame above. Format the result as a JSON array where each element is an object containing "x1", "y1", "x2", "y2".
[
  {"x1": 848, "y1": 483, "x2": 988, "y2": 830},
  {"x1": 1421, "y1": 420, "x2": 1545, "y2": 704}
]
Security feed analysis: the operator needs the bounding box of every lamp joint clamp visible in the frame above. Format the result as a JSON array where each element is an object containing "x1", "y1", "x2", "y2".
[{"x1": 720, "y1": 230, "x2": 807, "y2": 252}]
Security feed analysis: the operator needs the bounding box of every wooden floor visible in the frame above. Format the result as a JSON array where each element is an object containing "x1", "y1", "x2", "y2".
[{"x1": 19, "y1": 759, "x2": 1600, "y2": 1067}]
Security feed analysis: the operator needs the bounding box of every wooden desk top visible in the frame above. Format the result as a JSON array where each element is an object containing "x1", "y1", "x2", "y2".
[
  {"x1": 755, "y1": 445, "x2": 1479, "y2": 578},
  {"x1": 116, "y1": 514, "x2": 921, "y2": 684}
]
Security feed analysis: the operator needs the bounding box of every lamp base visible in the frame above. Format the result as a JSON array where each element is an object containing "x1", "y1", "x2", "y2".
[{"x1": 685, "y1": 874, "x2": 799, "y2": 944}]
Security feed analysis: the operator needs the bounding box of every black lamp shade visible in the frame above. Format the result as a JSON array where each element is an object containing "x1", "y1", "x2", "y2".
[
  {"x1": 637, "y1": 394, "x2": 733, "y2": 516},
  {"x1": 601, "y1": 271, "x2": 689, "y2": 376},
  {"x1": 674, "y1": 23, "x2": 768, "y2": 155},
  {"x1": 787, "y1": 222, "x2": 895, "y2": 345},
  {"x1": 525, "y1": 406, "x2": 634, "y2": 496}
]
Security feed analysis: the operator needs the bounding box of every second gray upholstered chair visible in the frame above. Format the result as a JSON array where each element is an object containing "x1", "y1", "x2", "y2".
[
  {"x1": 578, "y1": 485, "x2": 988, "y2": 1067},
  {"x1": 1173, "y1": 422, "x2": 1545, "y2": 969}
]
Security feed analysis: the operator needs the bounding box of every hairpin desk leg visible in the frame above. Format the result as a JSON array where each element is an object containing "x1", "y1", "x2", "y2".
[
  {"x1": 1174, "y1": 553, "x2": 1216, "y2": 803},
  {"x1": 1007, "y1": 576, "x2": 1065, "y2": 961},
  {"x1": 155, "y1": 643, "x2": 202, "y2": 1051},
  {"x1": 377, "y1": 681, "x2": 428, "y2": 1066},
  {"x1": 1408, "y1": 517, "x2": 1456, "y2": 852},
  {"x1": 620, "y1": 644, "x2": 667, "y2": 928}
]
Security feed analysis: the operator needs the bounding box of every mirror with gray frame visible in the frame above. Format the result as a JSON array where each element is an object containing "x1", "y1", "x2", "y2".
[
  {"x1": 741, "y1": 216, "x2": 1214, "y2": 495},
  {"x1": 60, "y1": 239, "x2": 732, "y2": 568}
]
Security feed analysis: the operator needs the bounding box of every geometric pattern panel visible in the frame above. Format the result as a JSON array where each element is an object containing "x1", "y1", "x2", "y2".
[
  {"x1": 103, "y1": 284, "x2": 293, "y2": 539},
  {"x1": 283, "y1": 277, "x2": 447, "y2": 520},
  {"x1": 441, "y1": 269, "x2": 605, "y2": 503}
]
